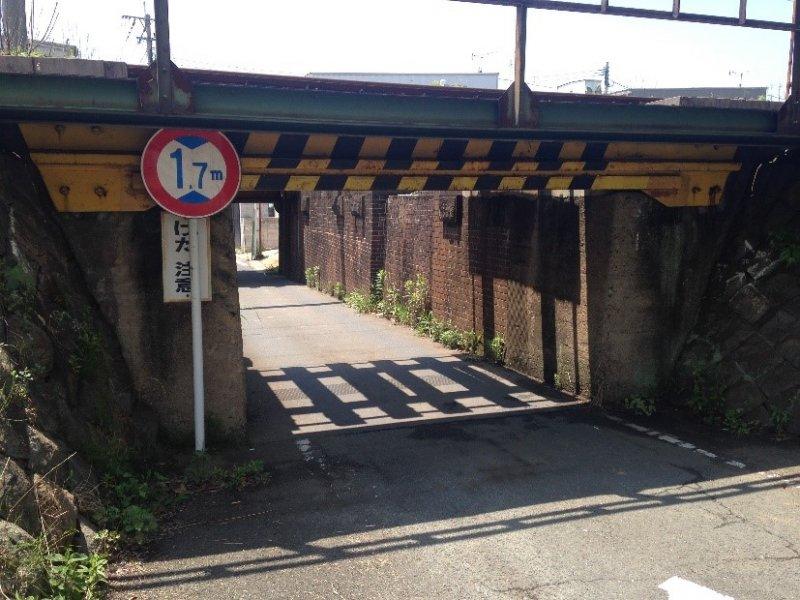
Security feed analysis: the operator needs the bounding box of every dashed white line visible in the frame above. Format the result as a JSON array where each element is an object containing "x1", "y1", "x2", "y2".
[
  {"x1": 608, "y1": 415, "x2": 746, "y2": 470},
  {"x1": 659, "y1": 576, "x2": 734, "y2": 599}
]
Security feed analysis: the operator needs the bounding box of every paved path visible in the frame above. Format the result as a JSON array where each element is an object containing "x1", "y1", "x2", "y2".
[
  {"x1": 114, "y1": 264, "x2": 800, "y2": 600},
  {"x1": 237, "y1": 261, "x2": 582, "y2": 442}
]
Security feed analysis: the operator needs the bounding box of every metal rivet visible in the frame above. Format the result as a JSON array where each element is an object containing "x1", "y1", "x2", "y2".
[
  {"x1": 94, "y1": 186, "x2": 108, "y2": 198},
  {"x1": 59, "y1": 185, "x2": 70, "y2": 196},
  {"x1": 90, "y1": 125, "x2": 103, "y2": 134}
]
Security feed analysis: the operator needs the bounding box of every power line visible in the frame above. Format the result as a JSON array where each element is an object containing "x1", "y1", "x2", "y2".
[{"x1": 122, "y1": 3, "x2": 154, "y2": 65}]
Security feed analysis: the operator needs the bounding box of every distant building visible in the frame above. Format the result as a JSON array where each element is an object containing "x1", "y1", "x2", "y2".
[
  {"x1": 31, "y1": 39, "x2": 79, "y2": 58},
  {"x1": 618, "y1": 86, "x2": 767, "y2": 101},
  {"x1": 557, "y1": 78, "x2": 603, "y2": 95},
  {"x1": 307, "y1": 72, "x2": 500, "y2": 90}
]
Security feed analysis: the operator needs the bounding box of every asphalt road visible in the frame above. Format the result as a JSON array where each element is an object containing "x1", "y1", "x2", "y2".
[{"x1": 112, "y1": 268, "x2": 800, "y2": 600}]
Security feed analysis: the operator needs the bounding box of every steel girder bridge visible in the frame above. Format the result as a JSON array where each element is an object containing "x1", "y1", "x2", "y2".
[{"x1": 1, "y1": 0, "x2": 800, "y2": 212}]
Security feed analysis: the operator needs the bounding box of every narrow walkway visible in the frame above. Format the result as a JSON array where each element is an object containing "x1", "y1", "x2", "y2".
[{"x1": 237, "y1": 259, "x2": 583, "y2": 442}]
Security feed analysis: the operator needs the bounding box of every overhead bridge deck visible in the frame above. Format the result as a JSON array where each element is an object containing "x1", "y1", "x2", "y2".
[{"x1": 0, "y1": 60, "x2": 795, "y2": 211}]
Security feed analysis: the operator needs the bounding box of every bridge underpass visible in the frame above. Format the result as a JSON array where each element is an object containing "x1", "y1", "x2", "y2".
[
  {"x1": 2, "y1": 0, "x2": 800, "y2": 597},
  {"x1": 1, "y1": 54, "x2": 798, "y2": 440}
]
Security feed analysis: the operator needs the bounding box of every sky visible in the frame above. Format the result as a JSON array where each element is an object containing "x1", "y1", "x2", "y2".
[{"x1": 24, "y1": 0, "x2": 798, "y2": 99}]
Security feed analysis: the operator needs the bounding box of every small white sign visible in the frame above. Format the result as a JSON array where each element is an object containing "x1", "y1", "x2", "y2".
[{"x1": 161, "y1": 212, "x2": 211, "y2": 303}]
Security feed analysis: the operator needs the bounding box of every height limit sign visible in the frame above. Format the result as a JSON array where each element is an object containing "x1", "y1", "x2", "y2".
[{"x1": 142, "y1": 129, "x2": 241, "y2": 452}]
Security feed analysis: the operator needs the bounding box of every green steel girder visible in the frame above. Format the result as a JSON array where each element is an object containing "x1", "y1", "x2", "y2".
[{"x1": 0, "y1": 71, "x2": 793, "y2": 146}]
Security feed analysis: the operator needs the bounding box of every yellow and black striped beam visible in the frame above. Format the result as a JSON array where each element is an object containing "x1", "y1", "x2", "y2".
[{"x1": 18, "y1": 122, "x2": 761, "y2": 211}]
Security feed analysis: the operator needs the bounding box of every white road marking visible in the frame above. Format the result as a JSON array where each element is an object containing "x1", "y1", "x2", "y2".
[
  {"x1": 394, "y1": 359, "x2": 419, "y2": 366},
  {"x1": 659, "y1": 576, "x2": 734, "y2": 599},
  {"x1": 616, "y1": 421, "x2": 746, "y2": 470},
  {"x1": 351, "y1": 362, "x2": 375, "y2": 369},
  {"x1": 696, "y1": 449, "x2": 717, "y2": 459}
]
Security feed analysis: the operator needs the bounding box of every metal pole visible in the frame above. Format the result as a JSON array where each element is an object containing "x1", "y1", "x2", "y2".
[
  {"x1": 154, "y1": 0, "x2": 173, "y2": 113},
  {"x1": 189, "y1": 217, "x2": 205, "y2": 452},
  {"x1": 791, "y1": 0, "x2": 800, "y2": 99},
  {"x1": 514, "y1": 5, "x2": 527, "y2": 126},
  {"x1": 144, "y1": 13, "x2": 154, "y2": 65}
]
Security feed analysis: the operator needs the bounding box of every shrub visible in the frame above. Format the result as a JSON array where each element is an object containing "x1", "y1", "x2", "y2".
[
  {"x1": 771, "y1": 229, "x2": 800, "y2": 267},
  {"x1": 304, "y1": 266, "x2": 321, "y2": 290},
  {"x1": 623, "y1": 394, "x2": 656, "y2": 417},
  {"x1": 488, "y1": 334, "x2": 506, "y2": 364},
  {"x1": 0, "y1": 364, "x2": 34, "y2": 417},
  {"x1": 344, "y1": 290, "x2": 374, "y2": 313},
  {"x1": 0, "y1": 535, "x2": 108, "y2": 600},
  {"x1": 332, "y1": 282, "x2": 345, "y2": 301},
  {"x1": 403, "y1": 275, "x2": 429, "y2": 327}
]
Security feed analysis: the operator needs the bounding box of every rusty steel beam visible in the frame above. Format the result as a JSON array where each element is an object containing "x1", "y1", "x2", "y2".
[{"x1": 452, "y1": 0, "x2": 797, "y2": 32}]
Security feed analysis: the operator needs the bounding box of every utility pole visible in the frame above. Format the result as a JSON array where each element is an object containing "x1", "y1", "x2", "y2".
[
  {"x1": 1, "y1": 0, "x2": 28, "y2": 54},
  {"x1": 602, "y1": 61, "x2": 610, "y2": 94},
  {"x1": 122, "y1": 3, "x2": 155, "y2": 64}
]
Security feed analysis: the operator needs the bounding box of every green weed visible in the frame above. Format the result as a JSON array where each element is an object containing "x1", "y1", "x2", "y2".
[
  {"x1": 723, "y1": 408, "x2": 758, "y2": 436},
  {"x1": 0, "y1": 534, "x2": 108, "y2": 600},
  {"x1": 623, "y1": 394, "x2": 656, "y2": 417},
  {"x1": 771, "y1": 229, "x2": 800, "y2": 267},
  {"x1": 332, "y1": 282, "x2": 345, "y2": 301},
  {"x1": 344, "y1": 290, "x2": 374, "y2": 313},
  {"x1": 304, "y1": 266, "x2": 321, "y2": 290},
  {"x1": 487, "y1": 334, "x2": 505, "y2": 364}
]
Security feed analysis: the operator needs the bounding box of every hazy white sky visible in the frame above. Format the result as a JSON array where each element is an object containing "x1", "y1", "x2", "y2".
[{"x1": 28, "y1": 0, "x2": 796, "y2": 98}]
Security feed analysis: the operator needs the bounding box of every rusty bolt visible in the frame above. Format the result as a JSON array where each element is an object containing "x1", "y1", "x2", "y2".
[
  {"x1": 691, "y1": 186, "x2": 701, "y2": 194},
  {"x1": 94, "y1": 186, "x2": 108, "y2": 198},
  {"x1": 90, "y1": 125, "x2": 103, "y2": 135},
  {"x1": 58, "y1": 185, "x2": 70, "y2": 196}
]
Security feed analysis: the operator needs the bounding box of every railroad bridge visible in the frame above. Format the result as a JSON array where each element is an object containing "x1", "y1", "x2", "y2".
[{"x1": 1, "y1": 0, "x2": 800, "y2": 438}]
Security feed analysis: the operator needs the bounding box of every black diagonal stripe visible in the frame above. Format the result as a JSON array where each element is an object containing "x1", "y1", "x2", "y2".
[
  {"x1": 436, "y1": 160, "x2": 466, "y2": 171},
  {"x1": 328, "y1": 158, "x2": 360, "y2": 170},
  {"x1": 223, "y1": 131, "x2": 249, "y2": 155},
  {"x1": 384, "y1": 159, "x2": 414, "y2": 171},
  {"x1": 536, "y1": 161, "x2": 563, "y2": 171},
  {"x1": 256, "y1": 174, "x2": 290, "y2": 190},
  {"x1": 372, "y1": 175, "x2": 402, "y2": 191},
  {"x1": 315, "y1": 174, "x2": 349, "y2": 190},
  {"x1": 523, "y1": 176, "x2": 550, "y2": 190},
  {"x1": 331, "y1": 136, "x2": 366, "y2": 159},
  {"x1": 475, "y1": 175, "x2": 503, "y2": 190},
  {"x1": 437, "y1": 139, "x2": 469, "y2": 161},
  {"x1": 386, "y1": 138, "x2": 417, "y2": 159},
  {"x1": 267, "y1": 157, "x2": 301, "y2": 169},
  {"x1": 488, "y1": 160, "x2": 515, "y2": 172},
  {"x1": 582, "y1": 142, "x2": 608, "y2": 161},
  {"x1": 273, "y1": 134, "x2": 310, "y2": 158},
  {"x1": 423, "y1": 175, "x2": 453, "y2": 191},
  {"x1": 570, "y1": 175, "x2": 596, "y2": 190},
  {"x1": 488, "y1": 140, "x2": 517, "y2": 161},
  {"x1": 583, "y1": 160, "x2": 609, "y2": 171},
  {"x1": 534, "y1": 141, "x2": 563, "y2": 162}
]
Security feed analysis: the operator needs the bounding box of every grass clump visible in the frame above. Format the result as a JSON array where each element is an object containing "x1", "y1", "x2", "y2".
[{"x1": 1, "y1": 535, "x2": 109, "y2": 600}]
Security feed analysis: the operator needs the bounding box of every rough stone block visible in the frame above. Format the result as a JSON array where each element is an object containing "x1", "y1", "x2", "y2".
[
  {"x1": 778, "y1": 336, "x2": 800, "y2": 369},
  {"x1": 730, "y1": 283, "x2": 771, "y2": 323},
  {"x1": 33, "y1": 475, "x2": 77, "y2": 546},
  {"x1": 731, "y1": 335, "x2": 777, "y2": 380},
  {"x1": 0, "y1": 458, "x2": 40, "y2": 535},
  {"x1": 759, "y1": 310, "x2": 797, "y2": 344},
  {"x1": 760, "y1": 273, "x2": 800, "y2": 306}
]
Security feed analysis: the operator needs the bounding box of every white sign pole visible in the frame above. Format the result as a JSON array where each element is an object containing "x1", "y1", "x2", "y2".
[{"x1": 189, "y1": 217, "x2": 206, "y2": 452}]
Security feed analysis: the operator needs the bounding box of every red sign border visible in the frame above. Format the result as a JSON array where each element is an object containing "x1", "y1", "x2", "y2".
[{"x1": 141, "y1": 129, "x2": 241, "y2": 218}]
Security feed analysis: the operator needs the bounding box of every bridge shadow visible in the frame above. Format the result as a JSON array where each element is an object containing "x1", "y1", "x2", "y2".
[{"x1": 113, "y1": 263, "x2": 800, "y2": 595}]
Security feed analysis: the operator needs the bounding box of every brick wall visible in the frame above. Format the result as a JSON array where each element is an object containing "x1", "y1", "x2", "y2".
[
  {"x1": 278, "y1": 188, "x2": 735, "y2": 404},
  {"x1": 286, "y1": 192, "x2": 387, "y2": 293}
]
